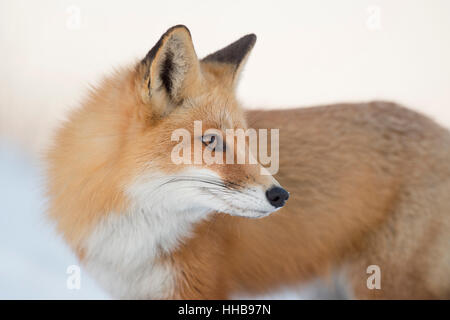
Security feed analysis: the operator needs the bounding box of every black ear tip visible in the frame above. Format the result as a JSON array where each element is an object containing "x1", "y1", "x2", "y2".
[
  {"x1": 165, "y1": 24, "x2": 192, "y2": 38},
  {"x1": 245, "y1": 33, "x2": 257, "y2": 46},
  {"x1": 202, "y1": 33, "x2": 257, "y2": 65},
  {"x1": 141, "y1": 25, "x2": 190, "y2": 66},
  {"x1": 235, "y1": 33, "x2": 257, "y2": 51}
]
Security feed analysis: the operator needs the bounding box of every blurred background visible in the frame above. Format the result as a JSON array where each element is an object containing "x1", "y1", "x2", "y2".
[{"x1": 1, "y1": 0, "x2": 449, "y2": 299}]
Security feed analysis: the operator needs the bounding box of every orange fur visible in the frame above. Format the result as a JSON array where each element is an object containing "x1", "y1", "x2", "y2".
[{"x1": 46, "y1": 26, "x2": 450, "y2": 299}]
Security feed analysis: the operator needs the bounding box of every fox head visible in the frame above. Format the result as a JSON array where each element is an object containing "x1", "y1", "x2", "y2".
[{"x1": 47, "y1": 25, "x2": 289, "y2": 248}]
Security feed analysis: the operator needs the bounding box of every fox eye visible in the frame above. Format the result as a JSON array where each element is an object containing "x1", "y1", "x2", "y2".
[
  {"x1": 202, "y1": 134, "x2": 215, "y2": 145},
  {"x1": 202, "y1": 134, "x2": 224, "y2": 152}
]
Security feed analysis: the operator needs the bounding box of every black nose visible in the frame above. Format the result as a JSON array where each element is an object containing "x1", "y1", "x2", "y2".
[{"x1": 265, "y1": 186, "x2": 289, "y2": 208}]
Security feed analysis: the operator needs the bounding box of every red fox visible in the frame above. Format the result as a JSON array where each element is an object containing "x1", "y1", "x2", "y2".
[{"x1": 46, "y1": 25, "x2": 450, "y2": 299}]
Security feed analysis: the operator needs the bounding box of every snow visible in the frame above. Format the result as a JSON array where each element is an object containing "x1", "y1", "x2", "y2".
[{"x1": 0, "y1": 140, "x2": 108, "y2": 299}]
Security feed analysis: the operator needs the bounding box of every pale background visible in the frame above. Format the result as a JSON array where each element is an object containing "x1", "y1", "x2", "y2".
[{"x1": 0, "y1": 0, "x2": 449, "y2": 299}]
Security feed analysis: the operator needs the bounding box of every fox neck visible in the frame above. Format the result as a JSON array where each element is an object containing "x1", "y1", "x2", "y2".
[{"x1": 82, "y1": 205, "x2": 211, "y2": 299}]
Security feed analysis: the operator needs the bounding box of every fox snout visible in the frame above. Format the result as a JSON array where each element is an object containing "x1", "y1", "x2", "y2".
[{"x1": 265, "y1": 185, "x2": 289, "y2": 208}]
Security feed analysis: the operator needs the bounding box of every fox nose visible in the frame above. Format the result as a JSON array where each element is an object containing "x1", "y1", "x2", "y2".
[{"x1": 265, "y1": 186, "x2": 289, "y2": 208}]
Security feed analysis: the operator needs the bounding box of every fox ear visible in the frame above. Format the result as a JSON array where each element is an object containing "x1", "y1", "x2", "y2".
[
  {"x1": 202, "y1": 34, "x2": 256, "y2": 87},
  {"x1": 137, "y1": 25, "x2": 201, "y2": 117}
]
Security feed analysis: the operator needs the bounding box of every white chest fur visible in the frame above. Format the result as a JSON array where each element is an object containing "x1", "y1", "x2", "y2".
[
  {"x1": 82, "y1": 170, "x2": 216, "y2": 299},
  {"x1": 82, "y1": 207, "x2": 209, "y2": 299}
]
